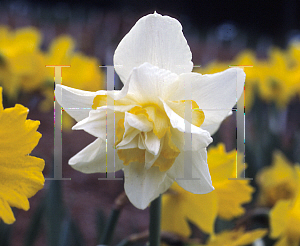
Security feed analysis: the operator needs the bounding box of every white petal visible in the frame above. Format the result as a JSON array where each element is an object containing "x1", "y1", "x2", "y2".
[
  {"x1": 145, "y1": 131, "x2": 160, "y2": 155},
  {"x1": 72, "y1": 108, "x2": 124, "y2": 142},
  {"x1": 125, "y1": 111, "x2": 153, "y2": 132},
  {"x1": 170, "y1": 68, "x2": 245, "y2": 127},
  {"x1": 161, "y1": 99, "x2": 213, "y2": 149},
  {"x1": 114, "y1": 13, "x2": 193, "y2": 83},
  {"x1": 167, "y1": 148, "x2": 214, "y2": 194},
  {"x1": 201, "y1": 122, "x2": 222, "y2": 136},
  {"x1": 144, "y1": 151, "x2": 156, "y2": 169},
  {"x1": 117, "y1": 134, "x2": 139, "y2": 149},
  {"x1": 55, "y1": 84, "x2": 102, "y2": 122},
  {"x1": 144, "y1": 135, "x2": 163, "y2": 170},
  {"x1": 69, "y1": 138, "x2": 123, "y2": 173},
  {"x1": 117, "y1": 113, "x2": 142, "y2": 148},
  {"x1": 138, "y1": 134, "x2": 146, "y2": 149},
  {"x1": 124, "y1": 163, "x2": 173, "y2": 209},
  {"x1": 126, "y1": 63, "x2": 178, "y2": 104}
]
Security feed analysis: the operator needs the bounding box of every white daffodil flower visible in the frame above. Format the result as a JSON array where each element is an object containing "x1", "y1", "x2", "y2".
[{"x1": 55, "y1": 12, "x2": 245, "y2": 209}]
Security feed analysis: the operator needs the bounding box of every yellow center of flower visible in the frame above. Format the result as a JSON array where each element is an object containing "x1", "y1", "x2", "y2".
[{"x1": 92, "y1": 95, "x2": 205, "y2": 172}]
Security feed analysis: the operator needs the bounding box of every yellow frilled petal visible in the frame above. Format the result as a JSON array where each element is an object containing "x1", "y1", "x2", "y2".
[
  {"x1": 92, "y1": 95, "x2": 107, "y2": 109},
  {"x1": 112, "y1": 101, "x2": 180, "y2": 171},
  {"x1": 153, "y1": 127, "x2": 180, "y2": 172},
  {"x1": 205, "y1": 228, "x2": 268, "y2": 246},
  {"x1": 92, "y1": 95, "x2": 136, "y2": 110},
  {"x1": 207, "y1": 143, "x2": 254, "y2": 219},
  {"x1": 143, "y1": 105, "x2": 169, "y2": 139},
  {"x1": 118, "y1": 148, "x2": 146, "y2": 166},
  {"x1": 115, "y1": 118, "x2": 125, "y2": 145},
  {"x1": 130, "y1": 104, "x2": 171, "y2": 140},
  {"x1": 256, "y1": 151, "x2": 298, "y2": 207},
  {"x1": 0, "y1": 88, "x2": 45, "y2": 224},
  {"x1": 115, "y1": 113, "x2": 179, "y2": 172},
  {"x1": 161, "y1": 182, "x2": 218, "y2": 237}
]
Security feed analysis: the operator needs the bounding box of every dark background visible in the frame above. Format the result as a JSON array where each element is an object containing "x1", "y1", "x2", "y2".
[
  {"x1": 1, "y1": 1, "x2": 300, "y2": 245},
  {"x1": 1, "y1": 0, "x2": 300, "y2": 46}
]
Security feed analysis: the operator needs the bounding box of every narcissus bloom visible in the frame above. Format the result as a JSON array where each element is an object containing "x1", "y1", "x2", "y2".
[
  {"x1": 0, "y1": 87, "x2": 44, "y2": 224},
  {"x1": 56, "y1": 13, "x2": 245, "y2": 209}
]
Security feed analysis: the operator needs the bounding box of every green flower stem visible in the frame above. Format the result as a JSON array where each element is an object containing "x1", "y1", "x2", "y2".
[
  {"x1": 99, "y1": 192, "x2": 128, "y2": 245},
  {"x1": 149, "y1": 195, "x2": 162, "y2": 246}
]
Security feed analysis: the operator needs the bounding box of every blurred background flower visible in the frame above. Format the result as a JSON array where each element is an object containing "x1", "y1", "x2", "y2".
[{"x1": 269, "y1": 166, "x2": 300, "y2": 246}]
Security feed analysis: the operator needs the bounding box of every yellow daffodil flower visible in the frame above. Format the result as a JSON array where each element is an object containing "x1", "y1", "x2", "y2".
[
  {"x1": 256, "y1": 151, "x2": 298, "y2": 207},
  {"x1": 0, "y1": 26, "x2": 45, "y2": 100},
  {"x1": 161, "y1": 143, "x2": 254, "y2": 237},
  {"x1": 198, "y1": 227, "x2": 268, "y2": 246},
  {"x1": 270, "y1": 165, "x2": 300, "y2": 246},
  {"x1": 0, "y1": 87, "x2": 45, "y2": 224},
  {"x1": 55, "y1": 13, "x2": 245, "y2": 209}
]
